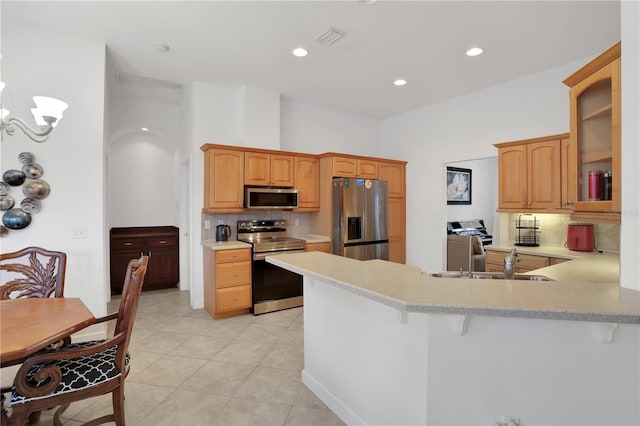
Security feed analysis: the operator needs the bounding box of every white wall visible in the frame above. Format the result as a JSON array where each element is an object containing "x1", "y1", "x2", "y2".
[
  {"x1": 1, "y1": 23, "x2": 108, "y2": 319},
  {"x1": 280, "y1": 99, "x2": 380, "y2": 156},
  {"x1": 619, "y1": 0, "x2": 640, "y2": 291},
  {"x1": 241, "y1": 86, "x2": 280, "y2": 150},
  {"x1": 380, "y1": 58, "x2": 593, "y2": 273},
  {"x1": 107, "y1": 93, "x2": 182, "y2": 228}
]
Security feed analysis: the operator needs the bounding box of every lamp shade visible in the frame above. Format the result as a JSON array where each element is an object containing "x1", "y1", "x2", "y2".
[{"x1": 31, "y1": 96, "x2": 68, "y2": 127}]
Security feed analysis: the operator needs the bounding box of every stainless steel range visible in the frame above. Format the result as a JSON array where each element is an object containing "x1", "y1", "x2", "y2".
[{"x1": 237, "y1": 220, "x2": 306, "y2": 315}]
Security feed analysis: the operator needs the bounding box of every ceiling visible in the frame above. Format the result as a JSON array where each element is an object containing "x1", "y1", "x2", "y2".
[{"x1": 1, "y1": 1, "x2": 621, "y2": 119}]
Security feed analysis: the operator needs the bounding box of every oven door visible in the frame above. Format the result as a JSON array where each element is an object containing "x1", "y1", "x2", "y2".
[{"x1": 252, "y1": 249, "x2": 305, "y2": 315}]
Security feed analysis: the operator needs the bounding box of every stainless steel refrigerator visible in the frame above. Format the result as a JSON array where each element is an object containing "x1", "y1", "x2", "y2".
[{"x1": 332, "y1": 177, "x2": 389, "y2": 260}]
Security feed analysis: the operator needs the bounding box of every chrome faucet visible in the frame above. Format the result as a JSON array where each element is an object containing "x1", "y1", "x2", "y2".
[{"x1": 504, "y1": 248, "x2": 519, "y2": 279}]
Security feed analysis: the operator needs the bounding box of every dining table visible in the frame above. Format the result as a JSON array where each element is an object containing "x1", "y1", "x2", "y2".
[{"x1": 0, "y1": 297, "x2": 96, "y2": 367}]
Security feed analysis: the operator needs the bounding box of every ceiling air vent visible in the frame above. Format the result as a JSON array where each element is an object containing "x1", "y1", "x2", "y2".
[{"x1": 315, "y1": 27, "x2": 347, "y2": 46}]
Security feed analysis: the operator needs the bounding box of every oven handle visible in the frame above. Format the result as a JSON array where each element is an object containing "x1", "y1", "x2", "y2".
[{"x1": 253, "y1": 249, "x2": 306, "y2": 261}]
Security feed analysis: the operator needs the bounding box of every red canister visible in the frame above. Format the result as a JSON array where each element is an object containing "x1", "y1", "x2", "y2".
[
  {"x1": 567, "y1": 223, "x2": 595, "y2": 251},
  {"x1": 588, "y1": 171, "x2": 603, "y2": 201}
]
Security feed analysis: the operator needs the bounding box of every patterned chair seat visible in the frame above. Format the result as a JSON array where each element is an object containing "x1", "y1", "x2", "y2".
[{"x1": 10, "y1": 341, "x2": 130, "y2": 406}]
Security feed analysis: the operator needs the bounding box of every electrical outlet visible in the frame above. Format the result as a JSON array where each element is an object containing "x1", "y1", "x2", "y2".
[
  {"x1": 204, "y1": 220, "x2": 211, "y2": 230},
  {"x1": 217, "y1": 219, "x2": 224, "y2": 225},
  {"x1": 501, "y1": 415, "x2": 520, "y2": 426},
  {"x1": 295, "y1": 218, "x2": 300, "y2": 226},
  {"x1": 71, "y1": 227, "x2": 87, "y2": 239}
]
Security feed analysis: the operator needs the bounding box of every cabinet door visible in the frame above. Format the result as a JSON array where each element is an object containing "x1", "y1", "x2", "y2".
[
  {"x1": 570, "y1": 58, "x2": 621, "y2": 217},
  {"x1": 357, "y1": 160, "x2": 379, "y2": 179},
  {"x1": 110, "y1": 250, "x2": 142, "y2": 294},
  {"x1": 205, "y1": 149, "x2": 244, "y2": 209},
  {"x1": 527, "y1": 140, "x2": 561, "y2": 209},
  {"x1": 379, "y1": 161, "x2": 405, "y2": 198},
  {"x1": 388, "y1": 197, "x2": 405, "y2": 264},
  {"x1": 244, "y1": 152, "x2": 271, "y2": 186},
  {"x1": 146, "y1": 236, "x2": 179, "y2": 289},
  {"x1": 294, "y1": 156, "x2": 320, "y2": 210},
  {"x1": 305, "y1": 242, "x2": 331, "y2": 253},
  {"x1": 332, "y1": 157, "x2": 357, "y2": 177},
  {"x1": 498, "y1": 145, "x2": 527, "y2": 209},
  {"x1": 560, "y1": 137, "x2": 576, "y2": 210},
  {"x1": 270, "y1": 154, "x2": 295, "y2": 186},
  {"x1": 147, "y1": 247, "x2": 179, "y2": 288}
]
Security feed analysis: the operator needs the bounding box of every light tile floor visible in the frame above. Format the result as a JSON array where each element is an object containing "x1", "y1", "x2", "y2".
[{"x1": 28, "y1": 288, "x2": 345, "y2": 426}]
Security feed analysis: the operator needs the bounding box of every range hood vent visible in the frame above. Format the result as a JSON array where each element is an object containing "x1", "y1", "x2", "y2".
[{"x1": 315, "y1": 27, "x2": 347, "y2": 46}]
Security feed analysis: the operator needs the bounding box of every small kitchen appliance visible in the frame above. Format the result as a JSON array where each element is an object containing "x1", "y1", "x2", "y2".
[
  {"x1": 567, "y1": 223, "x2": 594, "y2": 252},
  {"x1": 215, "y1": 224, "x2": 231, "y2": 242}
]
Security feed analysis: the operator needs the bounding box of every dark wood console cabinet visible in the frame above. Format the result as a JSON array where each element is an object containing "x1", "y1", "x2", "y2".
[{"x1": 110, "y1": 226, "x2": 179, "y2": 294}]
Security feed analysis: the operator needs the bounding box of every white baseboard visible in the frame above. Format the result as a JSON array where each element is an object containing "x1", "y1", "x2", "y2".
[{"x1": 301, "y1": 369, "x2": 366, "y2": 426}]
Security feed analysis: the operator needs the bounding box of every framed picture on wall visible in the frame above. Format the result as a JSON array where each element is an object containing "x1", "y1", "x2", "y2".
[{"x1": 446, "y1": 167, "x2": 472, "y2": 205}]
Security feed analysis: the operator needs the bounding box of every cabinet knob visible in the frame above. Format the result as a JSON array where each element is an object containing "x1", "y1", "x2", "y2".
[
  {"x1": 159, "y1": 240, "x2": 166, "y2": 244},
  {"x1": 123, "y1": 242, "x2": 133, "y2": 246},
  {"x1": 233, "y1": 273, "x2": 238, "y2": 277}
]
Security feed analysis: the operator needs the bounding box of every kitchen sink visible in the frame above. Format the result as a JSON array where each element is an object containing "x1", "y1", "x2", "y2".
[{"x1": 427, "y1": 271, "x2": 554, "y2": 281}]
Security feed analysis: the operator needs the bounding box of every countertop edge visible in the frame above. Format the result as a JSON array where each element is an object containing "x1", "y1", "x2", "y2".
[{"x1": 267, "y1": 254, "x2": 639, "y2": 325}]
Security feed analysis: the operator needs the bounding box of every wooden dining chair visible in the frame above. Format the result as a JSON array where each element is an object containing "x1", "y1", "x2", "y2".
[
  {"x1": 7, "y1": 255, "x2": 149, "y2": 426},
  {"x1": 0, "y1": 246, "x2": 67, "y2": 300}
]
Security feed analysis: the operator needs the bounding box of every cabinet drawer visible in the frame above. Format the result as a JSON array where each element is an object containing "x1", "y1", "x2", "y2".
[
  {"x1": 305, "y1": 242, "x2": 331, "y2": 253},
  {"x1": 111, "y1": 239, "x2": 145, "y2": 251},
  {"x1": 215, "y1": 261, "x2": 251, "y2": 288},
  {"x1": 517, "y1": 254, "x2": 550, "y2": 271},
  {"x1": 485, "y1": 250, "x2": 506, "y2": 266},
  {"x1": 216, "y1": 249, "x2": 251, "y2": 263},
  {"x1": 148, "y1": 237, "x2": 177, "y2": 248},
  {"x1": 216, "y1": 285, "x2": 252, "y2": 312}
]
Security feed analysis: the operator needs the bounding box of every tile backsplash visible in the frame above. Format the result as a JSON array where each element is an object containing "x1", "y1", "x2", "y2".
[
  {"x1": 505, "y1": 213, "x2": 620, "y2": 252},
  {"x1": 202, "y1": 211, "x2": 312, "y2": 241}
]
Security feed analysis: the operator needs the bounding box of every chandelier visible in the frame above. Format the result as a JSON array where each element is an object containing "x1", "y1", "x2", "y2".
[{"x1": 0, "y1": 81, "x2": 68, "y2": 143}]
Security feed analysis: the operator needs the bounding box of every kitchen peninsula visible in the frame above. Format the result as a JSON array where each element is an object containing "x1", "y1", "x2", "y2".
[{"x1": 268, "y1": 251, "x2": 640, "y2": 426}]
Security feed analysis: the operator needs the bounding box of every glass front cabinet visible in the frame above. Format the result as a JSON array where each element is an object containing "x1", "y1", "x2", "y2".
[{"x1": 563, "y1": 42, "x2": 621, "y2": 223}]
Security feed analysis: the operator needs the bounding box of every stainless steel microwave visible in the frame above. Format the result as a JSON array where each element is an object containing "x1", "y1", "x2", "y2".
[{"x1": 244, "y1": 187, "x2": 299, "y2": 209}]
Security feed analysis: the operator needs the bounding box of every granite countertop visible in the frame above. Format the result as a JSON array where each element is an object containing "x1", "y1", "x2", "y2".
[
  {"x1": 267, "y1": 251, "x2": 640, "y2": 324},
  {"x1": 201, "y1": 240, "x2": 251, "y2": 250},
  {"x1": 294, "y1": 234, "x2": 331, "y2": 243},
  {"x1": 485, "y1": 243, "x2": 619, "y2": 283}
]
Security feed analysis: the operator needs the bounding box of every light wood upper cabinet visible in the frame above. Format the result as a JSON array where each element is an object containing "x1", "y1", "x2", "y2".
[
  {"x1": 331, "y1": 156, "x2": 379, "y2": 179},
  {"x1": 496, "y1": 135, "x2": 565, "y2": 211},
  {"x1": 294, "y1": 156, "x2": 320, "y2": 211},
  {"x1": 560, "y1": 137, "x2": 576, "y2": 210},
  {"x1": 379, "y1": 161, "x2": 406, "y2": 198},
  {"x1": 564, "y1": 42, "x2": 621, "y2": 223},
  {"x1": 203, "y1": 148, "x2": 245, "y2": 211},
  {"x1": 527, "y1": 140, "x2": 561, "y2": 209},
  {"x1": 244, "y1": 152, "x2": 294, "y2": 187},
  {"x1": 357, "y1": 159, "x2": 379, "y2": 179}
]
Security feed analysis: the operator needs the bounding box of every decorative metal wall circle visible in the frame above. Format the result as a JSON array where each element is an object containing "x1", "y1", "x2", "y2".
[
  {"x1": 20, "y1": 198, "x2": 42, "y2": 214},
  {"x1": 22, "y1": 179, "x2": 50, "y2": 199},
  {"x1": 22, "y1": 163, "x2": 44, "y2": 179},
  {"x1": 2, "y1": 208, "x2": 32, "y2": 229},
  {"x1": 3, "y1": 169, "x2": 26, "y2": 186},
  {"x1": 0, "y1": 195, "x2": 15, "y2": 211},
  {"x1": 0, "y1": 152, "x2": 49, "y2": 237},
  {"x1": 18, "y1": 151, "x2": 35, "y2": 165}
]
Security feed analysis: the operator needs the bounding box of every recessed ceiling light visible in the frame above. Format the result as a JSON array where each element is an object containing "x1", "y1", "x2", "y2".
[
  {"x1": 394, "y1": 79, "x2": 407, "y2": 87},
  {"x1": 466, "y1": 47, "x2": 483, "y2": 57},
  {"x1": 141, "y1": 127, "x2": 149, "y2": 132},
  {"x1": 292, "y1": 47, "x2": 308, "y2": 57}
]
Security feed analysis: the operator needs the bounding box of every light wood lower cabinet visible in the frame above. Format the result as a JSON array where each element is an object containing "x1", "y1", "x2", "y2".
[
  {"x1": 305, "y1": 242, "x2": 331, "y2": 253},
  {"x1": 204, "y1": 248, "x2": 252, "y2": 319},
  {"x1": 485, "y1": 249, "x2": 570, "y2": 273}
]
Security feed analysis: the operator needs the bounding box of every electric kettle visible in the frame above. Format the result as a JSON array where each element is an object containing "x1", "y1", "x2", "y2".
[{"x1": 216, "y1": 224, "x2": 231, "y2": 242}]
